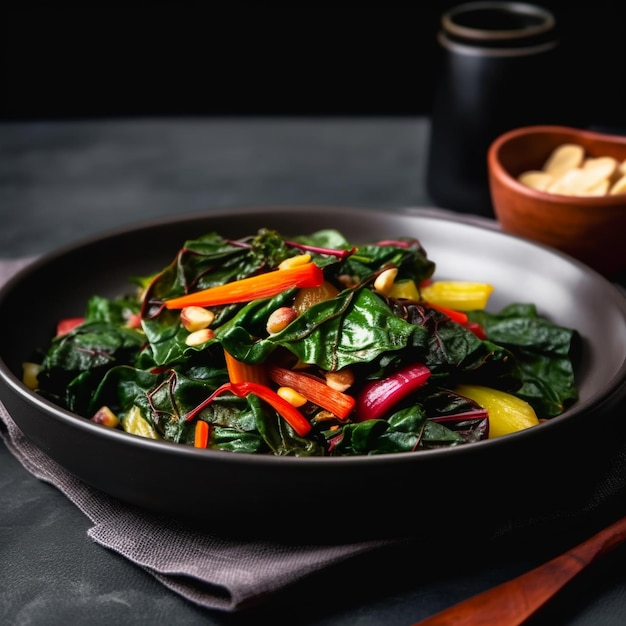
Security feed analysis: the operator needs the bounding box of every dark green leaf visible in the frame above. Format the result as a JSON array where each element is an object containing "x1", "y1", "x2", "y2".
[{"x1": 468, "y1": 304, "x2": 579, "y2": 417}]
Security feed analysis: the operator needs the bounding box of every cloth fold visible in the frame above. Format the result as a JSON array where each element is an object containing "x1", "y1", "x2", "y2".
[
  {"x1": 1, "y1": 253, "x2": 626, "y2": 613},
  {"x1": 0, "y1": 401, "x2": 395, "y2": 611}
]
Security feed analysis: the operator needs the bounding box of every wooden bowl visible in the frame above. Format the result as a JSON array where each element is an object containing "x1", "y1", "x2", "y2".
[{"x1": 488, "y1": 125, "x2": 626, "y2": 277}]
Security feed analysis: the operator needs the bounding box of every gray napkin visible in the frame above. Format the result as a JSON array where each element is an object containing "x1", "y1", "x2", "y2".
[{"x1": 0, "y1": 258, "x2": 396, "y2": 612}]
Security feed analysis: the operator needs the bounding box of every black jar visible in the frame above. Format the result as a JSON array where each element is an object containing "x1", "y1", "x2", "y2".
[{"x1": 426, "y1": 2, "x2": 571, "y2": 216}]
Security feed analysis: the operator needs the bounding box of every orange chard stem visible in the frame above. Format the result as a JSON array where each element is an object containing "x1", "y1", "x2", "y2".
[
  {"x1": 185, "y1": 381, "x2": 312, "y2": 437},
  {"x1": 56, "y1": 317, "x2": 85, "y2": 337},
  {"x1": 194, "y1": 420, "x2": 210, "y2": 448},
  {"x1": 163, "y1": 262, "x2": 324, "y2": 309},
  {"x1": 224, "y1": 349, "x2": 269, "y2": 385},
  {"x1": 425, "y1": 302, "x2": 468, "y2": 325},
  {"x1": 268, "y1": 365, "x2": 355, "y2": 420}
]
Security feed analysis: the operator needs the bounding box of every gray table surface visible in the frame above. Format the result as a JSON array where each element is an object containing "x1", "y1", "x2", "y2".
[
  {"x1": 1, "y1": 116, "x2": 625, "y2": 625},
  {"x1": 0, "y1": 117, "x2": 436, "y2": 259}
]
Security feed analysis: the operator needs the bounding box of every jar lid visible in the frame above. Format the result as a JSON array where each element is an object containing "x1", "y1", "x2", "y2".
[{"x1": 442, "y1": 1, "x2": 556, "y2": 47}]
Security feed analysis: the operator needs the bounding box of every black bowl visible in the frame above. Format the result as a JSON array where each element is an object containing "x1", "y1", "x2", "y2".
[{"x1": 1, "y1": 206, "x2": 625, "y2": 541}]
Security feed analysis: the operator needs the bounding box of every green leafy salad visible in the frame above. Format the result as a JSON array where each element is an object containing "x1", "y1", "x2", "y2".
[{"x1": 25, "y1": 228, "x2": 580, "y2": 456}]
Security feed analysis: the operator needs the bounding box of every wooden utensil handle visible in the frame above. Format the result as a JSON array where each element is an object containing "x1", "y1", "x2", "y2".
[{"x1": 413, "y1": 514, "x2": 626, "y2": 626}]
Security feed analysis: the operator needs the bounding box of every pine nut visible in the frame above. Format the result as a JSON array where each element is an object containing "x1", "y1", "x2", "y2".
[
  {"x1": 185, "y1": 328, "x2": 215, "y2": 346},
  {"x1": 277, "y1": 386, "x2": 307, "y2": 407},
  {"x1": 325, "y1": 369, "x2": 355, "y2": 392},
  {"x1": 181, "y1": 306, "x2": 215, "y2": 332},
  {"x1": 266, "y1": 307, "x2": 298, "y2": 334},
  {"x1": 374, "y1": 267, "x2": 399, "y2": 295}
]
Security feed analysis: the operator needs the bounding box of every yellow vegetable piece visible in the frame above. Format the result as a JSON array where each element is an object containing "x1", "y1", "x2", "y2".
[
  {"x1": 22, "y1": 362, "x2": 41, "y2": 390},
  {"x1": 388, "y1": 278, "x2": 421, "y2": 300},
  {"x1": 420, "y1": 281, "x2": 494, "y2": 311},
  {"x1": 455, "y1": 384, "x2": 540, "y2": 439},
  {"x1": 91, "y1": 405, "x2": 121, "y2": 428},
  {"x1": 293, "y1": 280, "x2": 339, "y2": 315},
  {"x1": 122, "y1": 405, "x2": 161, "y2": 440},
  {"x1": 278, "y1": 253, "x2": 311, "y2": 270}
]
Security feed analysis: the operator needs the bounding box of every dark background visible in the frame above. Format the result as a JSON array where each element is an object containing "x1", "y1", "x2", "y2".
[{"x1": 1, "y1": 2, "x2": 625, "y2": 127}]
